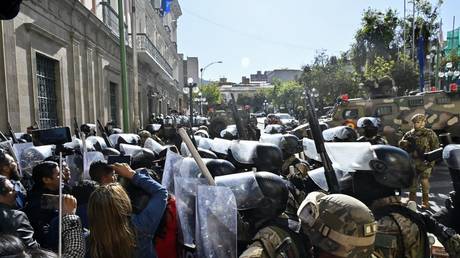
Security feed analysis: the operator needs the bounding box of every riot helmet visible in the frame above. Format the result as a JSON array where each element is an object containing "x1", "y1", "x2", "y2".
[
  {"x1": 205, "y1": 159, "x2": 236, "y2": 178},
  {"x1": 282, "y1": 134, "x2": 303, "y2": 157},
  {"x1": 131, "y1": 148, "x2": 156, "y2": 169},
  {"x1": 298, "y1": 192, "x2": 377, "y2": 258},
  {"x1": 443, "y1": 145, "x2": 460, "y2": 193},
  {"x1": 254, "y1": 143, "x2": 283, "y2": 174},
  {"x1": 80, "y1": 123, "x2": 97, "y2": 137},
  {"x1": 322, "y1": 126, "x2": 358, "y2": 142},
  {"x1": 216, "y1": 171, "x2": 288, "y2": 223},
  {"x1": 197, "y1": 148, "x2": 218, "y2": 159},
  {"x1": 357, "y1": 117, "x2": 380, "y2": 138}
]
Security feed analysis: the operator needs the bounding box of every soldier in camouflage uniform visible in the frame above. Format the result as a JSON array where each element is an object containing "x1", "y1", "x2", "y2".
[
  {"x1": 350, "y1": 145, "x2": 430, "y2": 258},
  {"x1": 238, "y1": 172, "x2": 310, "y2": 258},
  {"x1": 356, "y1": 117, "x2": 388, "y2": 145},
  {"x1": 399, "y1": 113, "x2": 440, "y2": 209},
  {"x1": 421, "y1": 212, "x2": 460, "y2": 257},
  {"x1": 297, "y1": 191, "x2": 378, "y2": 258}
]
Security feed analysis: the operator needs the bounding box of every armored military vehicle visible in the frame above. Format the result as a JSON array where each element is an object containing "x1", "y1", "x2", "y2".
[{"x1": 321, "y1": 89, "x2": 460, "y2": 145}]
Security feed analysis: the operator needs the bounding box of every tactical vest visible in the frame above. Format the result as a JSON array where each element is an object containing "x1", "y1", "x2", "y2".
[
  {"x1": 372, "y1": 204, "x2": 430, "y2": 258},
  {"x1": 241, "y1": 218, "x2": 310, "y2": 258}
]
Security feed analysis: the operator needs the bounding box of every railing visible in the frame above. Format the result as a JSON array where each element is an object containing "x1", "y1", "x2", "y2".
[
  {"x1": 101, "y1": 3, "x2": 129, "y2": 44},
  {"x1": 136, "y1": 33, "x2": 173, "y2": 76}
]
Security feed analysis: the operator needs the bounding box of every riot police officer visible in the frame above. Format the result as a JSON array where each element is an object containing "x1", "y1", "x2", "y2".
[
  {"x1": 356, "y1": 117, "x2": 387, "y2": 145},
  {"x1": 350, "y1": 145, "x2": 430, "y2": 258},
  {"x1": 399, "y1": 113, "x2": 439, "y2": 208},
  {"x1": 298, "y1": 191, "x2": 378, "y2": 258}
]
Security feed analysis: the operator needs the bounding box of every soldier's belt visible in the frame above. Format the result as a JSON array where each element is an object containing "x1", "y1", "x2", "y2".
[{"x1": 317, "y1": 222, "x2": 377, "y2": 247}]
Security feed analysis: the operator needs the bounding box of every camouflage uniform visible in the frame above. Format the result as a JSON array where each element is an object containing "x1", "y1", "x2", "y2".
[
  {"x1": 370, "y1": 196, "x2": 426, "y2": 258},
  {"x1": 239, "y1": 214, "x2": 309, "y2": 258},
  {"x1": 298, "y1": 192, "x2": 378, "y2": 258},
  {"x1": 444, "y1": 234, "x2": 460, "y2": 257},
  {"x1": 399, "y1": 114, "x2": 439, "y2": 207}
]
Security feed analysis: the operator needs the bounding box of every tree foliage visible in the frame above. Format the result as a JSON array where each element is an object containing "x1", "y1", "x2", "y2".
[{"x1": 198, "y1": 82, "x2": 222, "y2": 107}]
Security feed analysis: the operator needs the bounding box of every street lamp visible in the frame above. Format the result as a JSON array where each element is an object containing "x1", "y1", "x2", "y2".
[
  {"x1": 263, "y1": 100, "x2": 268, "y2": 113},
  {"x1": 183, "y1": 77, "x2": 198, "y2": 129},
  {"x1": 200, "y1": 61, "x2": 223, "y2": 87}
]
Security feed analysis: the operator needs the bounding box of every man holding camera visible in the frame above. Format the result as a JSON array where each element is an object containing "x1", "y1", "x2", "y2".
[{"x1": 399, "y1": 113, "x2": 440, "y2": 209}]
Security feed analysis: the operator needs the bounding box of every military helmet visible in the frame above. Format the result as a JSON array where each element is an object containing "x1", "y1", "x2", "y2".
[
  {"x1": 298, "y1": 192, "x2": 377, "y2": 258},
  {"x1": 411, "y1": 113, "x2": 426, "y2": 123},
  {"x1": 254, "y1": 172, "x2": 289, "y2": 219},
  {"x1": 368, "y1": 145, "x2": 416, "y2": 189},
  {"x1": 138, "y1": 130, "x2": 152, "y2": 139}
]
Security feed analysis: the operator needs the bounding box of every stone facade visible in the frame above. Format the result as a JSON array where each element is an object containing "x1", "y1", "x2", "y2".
[{"x1": 0, "y1": 0, "x2": 182, "y2": 133}]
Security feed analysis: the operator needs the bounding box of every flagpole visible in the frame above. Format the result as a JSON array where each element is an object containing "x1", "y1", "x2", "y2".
[
  {"x1": 452, "y1": 16, "x2": 456, "y2": 55},
  {"x1": 403, "y1": 0, "x2": 407, "y2": 66},
  {"x1": 436, "y1": 19, "x2": 442, "y2": 90},
  {"x1": 412, "y1": 0, "x2": 416, "y2": 68}
]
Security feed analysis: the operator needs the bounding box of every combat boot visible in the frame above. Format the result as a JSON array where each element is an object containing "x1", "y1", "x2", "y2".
[
  {"x1": 422, "y1": 193, "x2": 430, "y2": 209},
  {"x1": 409, "y1": 192, "x2": 416, "y2": 202}
]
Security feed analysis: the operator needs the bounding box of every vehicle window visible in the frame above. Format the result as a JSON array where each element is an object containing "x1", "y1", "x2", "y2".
[
  {"x1": 375, "y1": 106, "x2": 393, "y2": 116},
  {"x1": 408, "y1": 98, "x2": 424, "y2": 107},
  {"x1": 342, "y1": 109, "x2": 359, "y2": 119},
  {"x1": 436, "y1": 97, "x2": 451, "y2": 105}
]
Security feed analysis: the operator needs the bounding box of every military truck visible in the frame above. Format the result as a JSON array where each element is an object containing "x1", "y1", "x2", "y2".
[{"x1": 321, "y1": 90, "x2": 460, "y2": 145}]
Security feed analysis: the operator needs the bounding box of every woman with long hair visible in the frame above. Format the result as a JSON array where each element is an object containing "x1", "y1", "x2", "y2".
[{"x1": 88, "y1": 163, "x2": 167, "y2": 258}]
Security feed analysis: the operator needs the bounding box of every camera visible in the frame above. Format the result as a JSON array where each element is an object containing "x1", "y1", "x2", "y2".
[
  {"x1": 40, "y1": 194, "x2": 59, "y2": 210},
  {"x1": 107, "y1": 155, "x2": 132, "y2": 165},
  {"x1": 32, "y1": 127, "x2": 72, "y2": 146}
]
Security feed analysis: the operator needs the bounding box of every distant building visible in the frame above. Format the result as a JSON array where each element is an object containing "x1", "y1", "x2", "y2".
[
  {"x1": 266, "y1": 69, "x2": 302, "y2": 83},
  {"x1": 219, "y1": 81, "x2": 273, "y2": 103},
  {"x1": 250, "y1": 71, "x2": 268, "y2": 83}
]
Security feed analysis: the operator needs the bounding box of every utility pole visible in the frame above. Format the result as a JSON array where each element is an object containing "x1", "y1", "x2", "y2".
[
  {"x1": 452, "y1": 16, "x2": 456, "y2": 55},
  {"x1": 412, "y1": 0, "x2": 416, "y2": 67},
  {"x1": 435, "y1": 19, "x2": 442, "y2": 90},
  {"x1": 118, "y1": 0, "x2": 129, "y2": 131},
  {"x1": 403, "y1": 0, "x2": 407, "y2": 70},
  {"x1": 131, "y1": 0, "x2": 140, "y2": 129}
]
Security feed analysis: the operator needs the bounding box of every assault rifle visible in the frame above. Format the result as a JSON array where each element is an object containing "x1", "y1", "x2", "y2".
[
  {"x1": 0, "y1": 130, "x2": 8, "y2": 141},
  {"x1": 7, "y1": 122, "x2": 19, "y2": 144},
  {"x1": 303, "y1": 88, "x2": 340, "y2": 193},
  {"x1": 229, "y1": 93, "x2": 248, "y2": 140},
  {"x1": 74, "y1": 118, "x2": 80, "y2": 139},
  {"x1": 97, "y1": 119, "x2": 114, "y2": 149}
]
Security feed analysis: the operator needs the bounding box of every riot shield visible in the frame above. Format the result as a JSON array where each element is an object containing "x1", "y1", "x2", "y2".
[
  {"x1": 82, "y1": 151, "x2": 105, "y2": 180},
  {"x1": 263, "y1": 124, "x2": 286, "y2": 134},
  {"x1": 259, "y1": 133, "x2": 284, "y2": 149},
  {"x1": 197, "y1": 138, "x2": 213, "y2": 151},
  {"x1": 119, "y1": 143, "x2": 142, "y2": 156},
  {"x1": 66, "y1": 154, "x2": 83, "y2": 185},
  {"x1": 174, "y1": 177, "x2": 208, "y2": 248},
  {"x1": 210, "y1": 138, "x2": 232, "y2": 156},
  {"x1": 220, "y1": 125, "x2": 238, "y2": 138},
  {"x1": 307, "y1": 166, "x2": 351, "y2": 192},
  {"x1": 215, "y1": 171, "x2": 264, "y2": 210},
  {"x1": 20, "y1": 145, "x2": 54, "y2": 176},
  {"x1": 302, "y1": 138, "x2": 373, "y2": 172},
  {"x1": 162, "y1": 149, "x2": 184, "y2": 193},
  {"x1": 322, "y1": 126, "x2": 357, "y2": 142},
  {"x1": 196, "y1": 185, "x2": 237, "y2": 258},
  {"x1": 229, "y1": 140, "x2": 258, "y2": 165},
  {"x1": 12, "y1": 142, "x2": 33, "y2": 175},
  {"x1": 144, "y1": 137, "x2": 166, "y2": 155},
  {"x1": 86, "y1": 136, "x2": 107, "y2": 151}
]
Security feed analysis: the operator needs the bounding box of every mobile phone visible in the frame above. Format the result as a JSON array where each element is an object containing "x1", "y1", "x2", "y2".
[
  {"x1": 32, "y1": 127, "x2": 72, "y2": 146},
  {"x1": 40, "y1": 194, "x2": 60, "y2": 210},
  {"x1": 107, "y1": 155, "x2": 132, "y2": 165}
]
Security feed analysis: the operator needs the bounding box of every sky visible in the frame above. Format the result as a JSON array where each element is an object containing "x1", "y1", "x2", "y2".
[{"x1": 177, "y1": 0, "x2": 459, "y2": 83}]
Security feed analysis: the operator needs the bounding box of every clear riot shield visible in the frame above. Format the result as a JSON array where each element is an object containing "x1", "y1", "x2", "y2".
[
  {"x1": 210, "y1": 138, "x2": 232, "y2": 156},
  {"x1": 197, "y1": 138, "x2": 213, "y2": 151},
  {"x1": 12, "y1": 142, "x2": 34, "y2": 175},
  {"x1": 174, "y1": 177, "x2": 208, "y2": 250},
  {"x1": 66, "y1": 154, "x2": 83, "y2": 185},
  {"x1": 144, "y1": 137, "x2": 166, "y2": 155},
  {"x1": 259, "y1": 133, "x2": 284, "y2": 149},
  {"x1": 82, "y1": 151, "x2": 105, "y2": 180},
  {"x1": 20, "y1": 145, "x2": 54, "y2": 176},
  {"x1": 162, "y1": 149, "x2": 184, "y2": 193},
  {"x1": 229, "y1": 140, "x2": 258, "y2": 165},
  {"x1": 215, "y1": 171, "x2": 264, "y2": 210},
  {"x1": 302, "y1": 138, "x2": 373, "y2": 172},
  {"x1": 119, "y1": 143, "x2": 142, "y2": 156},
  {"x1": 196, "y1": 185, "x2": 237, "y2": 258}
]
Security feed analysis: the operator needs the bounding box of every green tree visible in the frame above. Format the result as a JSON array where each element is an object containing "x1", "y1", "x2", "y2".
[{"x1": 195, "y1": 82, "x2": 222, "y2": 108}]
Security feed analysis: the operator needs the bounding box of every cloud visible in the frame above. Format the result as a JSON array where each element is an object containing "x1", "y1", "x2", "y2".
[{"x1": 241, "y1": 57, "x2": 250, "y2": 68}]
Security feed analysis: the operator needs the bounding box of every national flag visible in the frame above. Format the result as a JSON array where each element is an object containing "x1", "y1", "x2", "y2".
[{"x1": 417, "y1": 35, "x2": 425, "y2": 92}]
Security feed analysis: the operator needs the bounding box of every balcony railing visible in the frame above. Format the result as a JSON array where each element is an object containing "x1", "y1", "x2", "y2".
[
  {"x1": 136, "y1": 33, "x2": 173, "y2": 77},
  {"x1": 101, "y1": 3, "x2": 129, "y2": 44}
]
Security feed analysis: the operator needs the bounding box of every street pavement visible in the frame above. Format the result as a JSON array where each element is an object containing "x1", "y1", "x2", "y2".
[{"x1": 402, "y1": 163, "x2": 453, "y2": 213}]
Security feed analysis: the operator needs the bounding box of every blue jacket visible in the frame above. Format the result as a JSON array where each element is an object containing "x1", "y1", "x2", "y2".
[{"x1": 131, "y1": 172, "x2": 168, "y2": 258}]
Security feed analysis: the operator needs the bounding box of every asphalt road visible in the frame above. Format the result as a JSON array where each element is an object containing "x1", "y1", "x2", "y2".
[{"x1": 402, "y1": 163, "x2": 453, "y2": 213}]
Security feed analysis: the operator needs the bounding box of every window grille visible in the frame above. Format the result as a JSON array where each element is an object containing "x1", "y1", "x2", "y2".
[{"x1": 36, "y1": 53, "x2": 58, "y2": 129}]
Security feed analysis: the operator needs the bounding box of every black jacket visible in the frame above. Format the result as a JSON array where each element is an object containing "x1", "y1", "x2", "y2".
[{"x1": 0, "y1": 203, "x2": 39, "y2": 248}]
